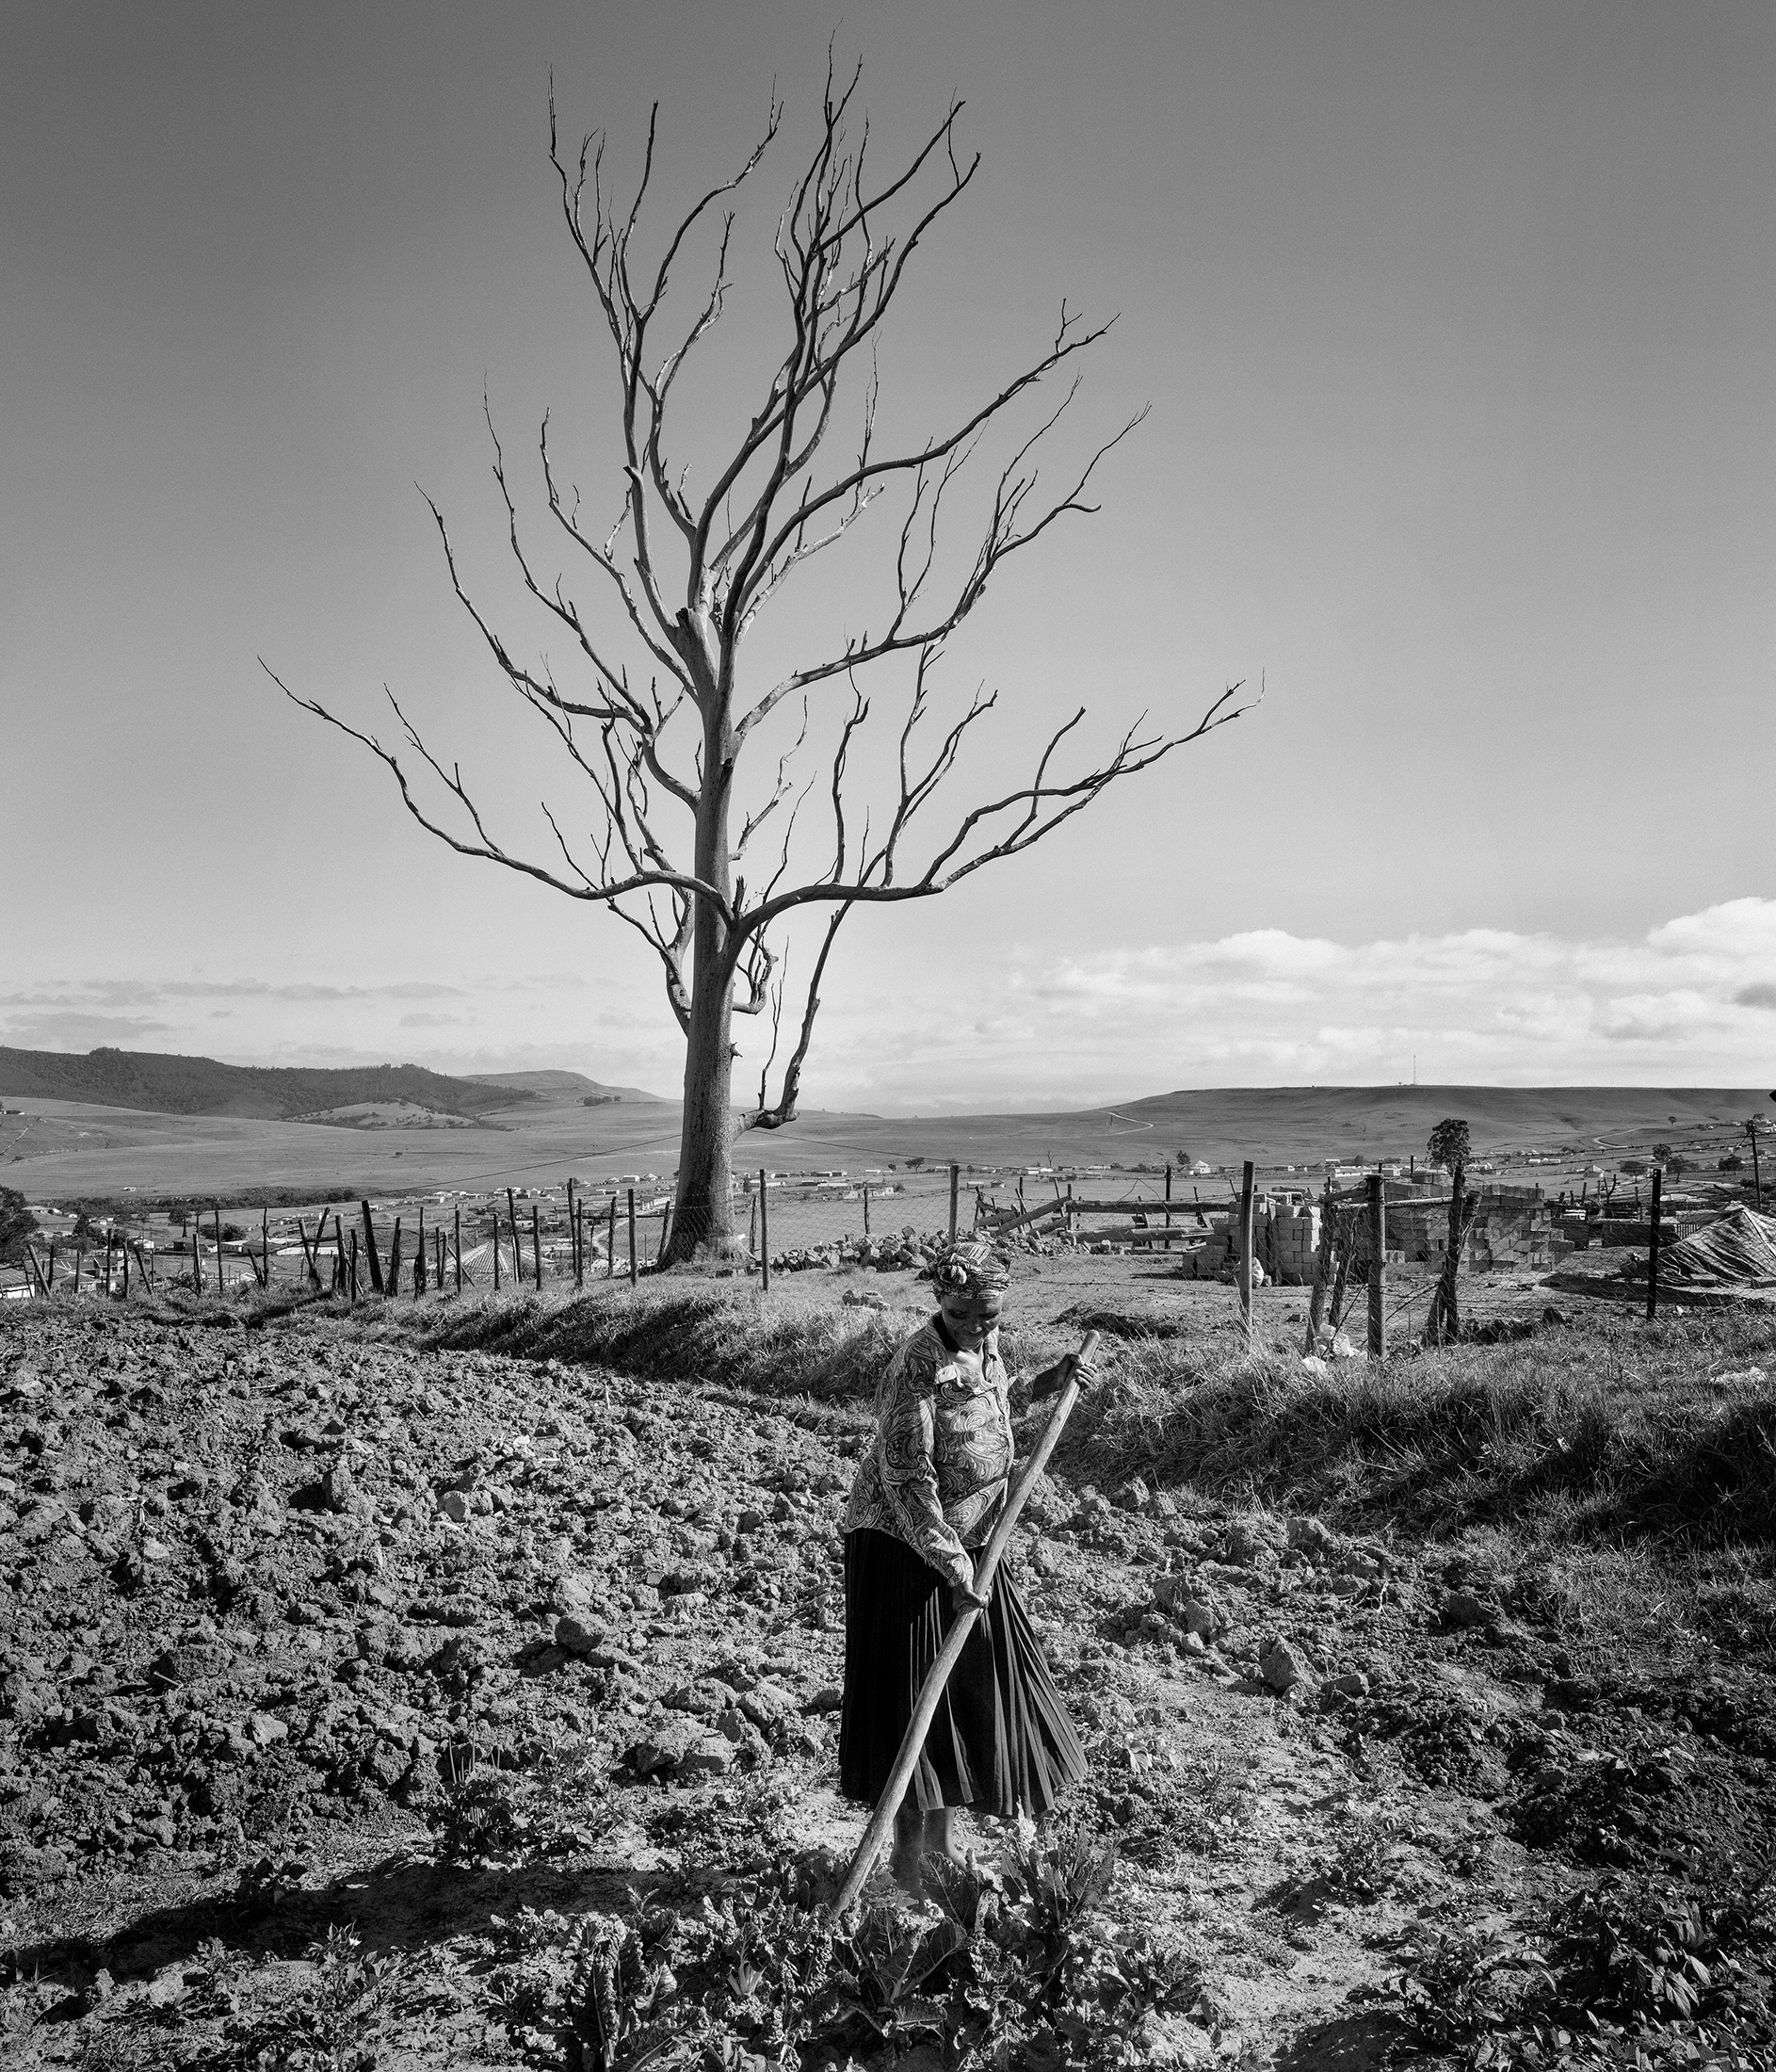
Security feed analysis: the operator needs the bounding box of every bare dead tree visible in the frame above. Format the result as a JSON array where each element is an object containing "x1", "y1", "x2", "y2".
[{"x1": 268, "y1": 61, "x2": 1256, "y2": 1261}]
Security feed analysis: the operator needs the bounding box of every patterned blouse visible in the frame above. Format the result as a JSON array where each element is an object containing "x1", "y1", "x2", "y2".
[{"x1": 841, "y1": 1315, "x2": 1014, "y2": 1590}]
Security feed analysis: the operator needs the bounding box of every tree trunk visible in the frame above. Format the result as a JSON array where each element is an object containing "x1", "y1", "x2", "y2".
[{"x1": 666, "y1": 685, "x2": 742, "y2": 1263}]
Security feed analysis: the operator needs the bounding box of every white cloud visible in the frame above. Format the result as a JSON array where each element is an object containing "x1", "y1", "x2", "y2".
[
  {"x1": 6, "y1": 898, "x2": 1772, "y2": 1112},
  {"x1": 786, "y1": 897, "x2": 1776, "y2": 1108}
]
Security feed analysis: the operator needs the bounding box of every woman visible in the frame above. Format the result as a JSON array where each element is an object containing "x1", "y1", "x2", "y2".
[{"x1": 839, "y1": 1238, "x2": 1097, "y2": 1895}]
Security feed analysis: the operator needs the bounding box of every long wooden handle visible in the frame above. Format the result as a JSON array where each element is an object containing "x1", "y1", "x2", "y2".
[{"x1": 833, "y1": 1330, "x2": 1101, "y2": 1916}]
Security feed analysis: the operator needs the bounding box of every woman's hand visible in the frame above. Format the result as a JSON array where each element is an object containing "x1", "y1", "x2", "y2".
[
  {"x1": 956, "y1": 1582, "x2": 992, "y2": 1612},
  {"x1": 1036, "y1": 1349, "x2": 1101, "y2": 1397}
]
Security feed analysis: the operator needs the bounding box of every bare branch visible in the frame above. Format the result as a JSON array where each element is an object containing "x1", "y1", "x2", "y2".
[{"x1": 265, "y1": 663, "x2": 737, "y2": 922}]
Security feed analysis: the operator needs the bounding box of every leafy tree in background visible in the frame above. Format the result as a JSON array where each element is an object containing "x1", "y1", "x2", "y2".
[
  {"x1": 275, "y1": 60, "x2": 1252, "y2": 1260},
  {"x1": 1426, "y1": 1118, "x2": 1470, "y2": 1174},
  {"x1": 1423, "y1": 1118, "x2": 1475, "y2": 1346},
  {"x1": 0, "y1": 1189, "x2": 37, "y2": 1266}
]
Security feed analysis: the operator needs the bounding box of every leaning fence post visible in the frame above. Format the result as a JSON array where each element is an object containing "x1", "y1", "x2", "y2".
[
  {"x1": 73, "y1": 1243, "x2": 83, "y2": 1299},
  {"x1": 1366, "y1": 1174, "x2": 1387, "y2": 1360},
  {"x1": 506, "y1": 1188, "x2": 523, "y2": 1287},
  {"x1": 607, "y1": 1196, "x2": 617, "y2": 1279},
  {"x1": 949, "y1": 1163, "x2": 960, "y2": 1240},
  {"x1": 492, "y1": 1213, "x2": 500, "y2": 1291},
  {"x1": 1646, "y1": 1168, "x2": 1662, "y2": 1320},
  {"x1": 759, "y1": 1170, "x2": 770, "y2": 1294},
  {"x1": 361, "y1": 1201, "x2": 384, "y2": 1294},
  {"x1": 1238, "y1": 1161, "x2": 1255, "y2": 1351},
  {"x1": 454, "y1": 1208, "x2": 462, "y2": 1296}
]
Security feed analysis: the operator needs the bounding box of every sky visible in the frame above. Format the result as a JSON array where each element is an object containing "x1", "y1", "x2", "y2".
[{"x1": 4, "y1": 0, "x2": 1771, "y2": 1112}]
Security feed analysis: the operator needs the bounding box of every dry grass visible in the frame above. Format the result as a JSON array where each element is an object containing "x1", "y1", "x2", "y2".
[
  {"x1": 307, "y1": 1281, "x2": 1776, "y2": 1551},
  {"x1": 1048, "y1": 1306, "x2": 1776, "y2": 1541}
]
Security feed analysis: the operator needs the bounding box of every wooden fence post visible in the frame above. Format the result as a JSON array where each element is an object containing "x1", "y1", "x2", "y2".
[
  {"x1": 492, "y1": 1213, "x2": 500, "y2": 1290},
  {"x1": 121, "y1": 1233, "x2": 130, "y2": 1298},
  {"x1": 863, "y1": 1182, "x2": 871, "y2": 1238},
  {"x1": 574, "y1": 1200, "x2": 584, "y2": 1289},
  {"x1": 607, "y1": 1196, "x2": 617, "y2": 1279},
  {"x1": 1646, "y1": 1168, "x2": 1662, "y2": 1320},
  {"x1": 1750, "y1": 1125, "x2": 1764, "y2": 1210},
  {"x1": 627, "y1": 1189, "x2": 638, "y2": 1287},
  {"x1": 502, "y1": 1189, "x2": 520, "y2": 1287},
  {"x1": 566, "y1": 1179, "x2": 576, "y2": 1278},
  {"x1": 1366, "y1": 1174, "x2": 1386, "y2": 1360},
  {"x1": 1238, "y1": 1161, "x2": 1255, "y2": 1351},
  {"x1": 454, "y1": 1209, "x2": 462, "y2": 1295},
  {"x1": 387, "y1": 1217, "x2": 402, "y2": 1297},
  {"x1": 532, "y1": 1206, "x2": 541, "y2": 1288},
  {"x1": 949, "y1": 1164, "x2": 960, "y2": 1240},
  {"x1": 416, "y1": 1206, "x2": 427, "y2": 1296},
  {"x1": 262, "y1": 1206, "x2": 271, "y2": 1290},
  {"x1": 361, "y1": 1202, "x2": 384, "y2": 1294},
  {"x1": 213, "y1": 1203, "x2": 225, "y2": 1295},
  {"x1": 1303, "y1": 1180, "x2": 1335, "y2": 1354},
  {"x1": 73, "y1": 1243, "x2": 84, "y2": 1299},
  {"x1": 759, "y1": 1170, "x2": 770, "y2": 1294}
]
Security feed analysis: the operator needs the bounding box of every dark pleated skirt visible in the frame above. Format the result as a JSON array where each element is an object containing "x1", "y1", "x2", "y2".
[{"x1": 839, "y1": 1527, "x2": 1088, "y2": 1817}]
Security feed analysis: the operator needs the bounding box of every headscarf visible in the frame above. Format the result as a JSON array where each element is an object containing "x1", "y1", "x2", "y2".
[{"x1": 925, "y1": 1238, "x2": 1012, "y2": 1294}]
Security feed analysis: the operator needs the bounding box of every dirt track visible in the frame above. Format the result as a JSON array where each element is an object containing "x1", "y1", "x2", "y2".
[{"x1": 2, "y1": 1290, "x2": 1772, "y2": 2067}]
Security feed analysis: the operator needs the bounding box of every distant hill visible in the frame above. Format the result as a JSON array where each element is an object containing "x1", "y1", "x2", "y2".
[
  {"x1": 465, "y1": 1069, "x2": 670, "y2": 1103},
  {"x1": 1111, "y1": 1085, "x2": 1771, "y2": 1163},
  {"x1": 0, "y1": 1047, "x2": 534, "y2": 1123}
]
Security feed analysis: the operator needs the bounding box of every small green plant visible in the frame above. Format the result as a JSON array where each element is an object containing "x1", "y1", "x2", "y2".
[
  {"x1": 1395, "y1": 1919, "x2": 1552, "y2": 2051},
  {"x1": 1159, "y1": 1749, "x2": 1254, "y2": 1861},
  {"x1": 237, "y1": 1925, "x2": 410, "y2": 2072},
  {"x1": 428, "y1": 1730, "x2": 610, "y2": 1867},
  {"x1": 1547, "y1": 1870, "x2": 1776, "y2": 2038},
  {"x1": 490, "y1": 1830, "x2": 1203, "y2": 2072}
]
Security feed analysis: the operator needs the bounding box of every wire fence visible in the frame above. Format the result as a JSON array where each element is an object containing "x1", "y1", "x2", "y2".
[{"x1": 5, "y1": 1160, "x2": 1259, "y2": 1304}]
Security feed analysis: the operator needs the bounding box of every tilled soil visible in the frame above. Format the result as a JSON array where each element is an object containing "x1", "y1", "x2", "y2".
[{"x1": 1, "y1": 1298, "x2": 1772, "y2": 2068}]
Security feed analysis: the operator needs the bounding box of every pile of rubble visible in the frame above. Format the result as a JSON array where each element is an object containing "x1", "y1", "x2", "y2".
[{"x1": 767, "y1": 1226, "x2": 1078, "y2": 1274}]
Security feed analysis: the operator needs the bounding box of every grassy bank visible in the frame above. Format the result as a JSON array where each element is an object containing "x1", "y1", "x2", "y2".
[{"x1": 362, "y1": 1283, "x2": 1776, "y2": 1549}]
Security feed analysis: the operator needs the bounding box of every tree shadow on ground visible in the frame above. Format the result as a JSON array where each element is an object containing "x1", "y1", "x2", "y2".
[
  {"x1": 8, "y1": 1850, "x2": 636, "y2": 1989},
  {"x1": 1272, "y1": 2011, "x2": 1402, "y2": 2070}
]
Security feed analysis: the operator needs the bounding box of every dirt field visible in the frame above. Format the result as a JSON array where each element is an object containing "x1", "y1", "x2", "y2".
[{"x1": 2, "y1": 1261, "x2": 1773, "y2": 2069}]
